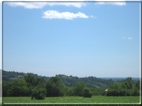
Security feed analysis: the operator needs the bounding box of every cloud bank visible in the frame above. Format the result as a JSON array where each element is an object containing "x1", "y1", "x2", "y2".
[
  {"x1": 95, "y1": 0, "x2": 126, "y2": 6},
  {"x1": 42, "y1": 10, "x2": 91, "y2": 20},
  {"x1": 7, "y1": 2, "x2": 86, "y2": 9},
  {"x1": 7, "y1": 1, "x2": 126, "y2": 9}
]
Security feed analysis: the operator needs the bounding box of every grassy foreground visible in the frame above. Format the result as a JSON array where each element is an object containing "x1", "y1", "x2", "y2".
[{"x1": 2, "y1": 96, "x2": 140, "y2": 104}]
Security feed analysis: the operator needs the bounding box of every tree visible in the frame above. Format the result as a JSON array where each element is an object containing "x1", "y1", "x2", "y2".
[
  {"x1": 135, "y1": 80, "x2": 140, "y2": 89},
  {"x1": 66, "y1": 87, "x2": 75, "y2": 96},
  {"x1": 117, "y1": 82, "x2": 125, "y2": 89},
  {"x1": 3, "y1": 81, "x2": 13, "y2": 96},
  {"x1": 109, "y1": 83, "x2": 118, "y2": 89},
  {"x1": 12, "y1": 78, "x2": 29, "y2": 96},
  {"x1": 83, "y1": 87, "x2": 92, "y2": 98},
  {"x1": 74, "y1": 82, "x2": 86, "y2": 96},
  {"x1": 131, "y1": 87, "x2": 139, "y2": 96},
  {"x1": 107, "y1": 77, "x2": 139, "y2": 96},
  {"x1": 24, "y1": 74, "x2": 37, "y2": 87},
  {"x1": 31, "y1": 84, "x2": 46, "y2": 100},
  {"x1": 24, "y1": 74, "x2": 46, "y2": 97},
  {"x1": 46, "y1": 77, "x2": 65, "y2": 97},
  {"x1": 30, "y1": 77, "x2": 46, "y2": 99},
  {"x1": 124, "y1": 77, "x2": 132, "y2": 89}
]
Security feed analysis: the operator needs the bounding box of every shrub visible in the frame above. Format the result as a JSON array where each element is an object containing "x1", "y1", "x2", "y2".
[
  {"x1": 83, "y1": 87, "x2": 92, "y2": 98},
  {"x1": 31, "y1": 85, "x2": 46, "y2": 100},
  {"x1": 131, "y1": 87, "x2": 139, "y2": 96},
  {"x1": 66, "y1": 87, "x2": 75, "y2": 96},
  {"x1": 74, "y1": 82, "x2": 86, "y2": 96},
  {"x1": 46, "y1": 77, "x2": 65, "y2": 97}
]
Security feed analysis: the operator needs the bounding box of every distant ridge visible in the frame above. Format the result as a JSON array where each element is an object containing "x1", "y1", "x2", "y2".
[{"x1": 2, "y1": 70, "x2": 139, "y2": 88}]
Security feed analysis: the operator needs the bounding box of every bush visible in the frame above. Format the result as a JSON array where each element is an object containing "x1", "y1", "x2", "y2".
[
  {"x1": 83, "y1": 87, "x2": 92, "y2": 98},
  {"x1": 66, "y1": 87, "x2": 75, "y2": 96},
  {"x1": 46, "y1": 77, "x2": 65, "y2": 97},
  {"x1": 74, "y1": 82, "x2": 86, "y2": 96},
  {"x1": 131, "y1": 87, "x2": 139, "y2": 96},
  {"x1": 106, "y1": 89, "x2": 120, "y2": 96},
  {"x1": 119, "y1": 89, "x2": 126, "y2": 96},
  {"x1": 31, "y1": 85, "x2": 46, "y2": 100}
]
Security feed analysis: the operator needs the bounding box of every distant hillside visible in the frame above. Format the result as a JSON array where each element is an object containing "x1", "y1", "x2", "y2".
[
  {"x1": 56, "y1": 74, "x2": 113, "y2": 88},
  {"x1": 3, "y1": 70, "x2": 27, "y2": 81},
  {"x1": 2, "y1": 70, "x2": 49, "y2": 81},
  {"x1": 2, "y1": 70, "x2": 118, "y2": 88}
]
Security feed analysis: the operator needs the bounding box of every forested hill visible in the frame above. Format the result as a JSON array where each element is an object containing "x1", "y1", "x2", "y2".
[
  {"x1": 56, "y1": 74, "x2": 113, "y2": 88},
  {"x1": 2, "y1": 70, "x2": 137, "y2": 88},
  {"x1": 2, "y1": 70, "x2": 49, "y2": 81}
]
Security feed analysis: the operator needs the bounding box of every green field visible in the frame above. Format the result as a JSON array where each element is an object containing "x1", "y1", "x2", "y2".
[{"x1": 2, "y1": 96, "x2": 140, "y2": 104}]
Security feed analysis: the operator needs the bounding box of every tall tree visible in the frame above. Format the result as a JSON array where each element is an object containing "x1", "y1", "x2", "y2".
[
  {"x1": 135, "y1": 80, "x2": 140, "y2": 89},
  {"x1": 46, "y1": 77, "x2": 65, "y2": 97},
  {"x1": 12, "y1": 78, "x2": 29, "y2": 96},
  {"x1": 74, "y1": 82, "x2": 86, "y2": 96},
  {"x1": 124, "y1": 77, "x2": 133, "y2": 89},
  {"x1": 3, "y1": 81, "x2": 13, "y2": 96}
]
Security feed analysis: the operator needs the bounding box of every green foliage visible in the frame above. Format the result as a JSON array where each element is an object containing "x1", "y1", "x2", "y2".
[
  {"x1": 11, "y1": 78, "x2": 29, "y2": 96},
  {"x1": 74, "y1": 82, "x2": 86, "y2": 96},
  {"x1": 124, "y1": 77, "x2": 133, "y2": 89},
  {"x1": 90, "y1": 87, "x2": 105, "y2": 96},
  {"x1": 107, "y1": 89, "x2": 121, "y2": 96},
  {"x1": 2, "y1": 70, "x2": 140, "y2": 98},
  {"x1": 57, "y1": 74, "x2": 113, "y2": 88},
  {"x1": 24, "y1": 74, "x2": 37, "y2": 87},
  {"x1": 3, "y1": 74, "x2": 40, "y2": 97},
  {"x1": 2, "y1": 70, "x2": 26, "y2": 81},
  {"x1": 135, "y1": 80, "x2": 140, "y2": 89},
  {"x1": 66, "y1": 87, "x2": 75, "y2": 96},
  {"x1": 30, "y1": 77, "x2": 46, "y2": 99},
  {"x1": 109, "y1": 83, "x2": 119, "y2": 89},
  {"x1": 3, "y1": 81, "x2": 13, "y2": 96},
  {"x1": 31, "y1": 85, "x2": 46, "y2": 100},
  {"x1": 83, "y1": 87, "x2": 92, "y2": 98},
  {"x1": 46, "y1": 77, "x2": 65, "y2": 97},
  {"x1": 131, "y1": 87, "x2": 139, "y2": 96},
  {"x1": 107, "y1": 77, "x2": 140, "y2": 96}
]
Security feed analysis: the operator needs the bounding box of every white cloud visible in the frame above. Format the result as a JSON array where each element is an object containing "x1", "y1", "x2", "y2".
[
  {"x1": 128, "y1": 37, "x2": 133, "y2": 40},
  {"x1": 122, "y1": 36, "x2": 133, "y2": 40},
  {"x1": 7, "y1": 2, "x2": 86, "y2": 9},
  {"x1": 7, "y1": 2, "x2": 47, "y2": 9},
  {"x1": 95, "y1": 0, "x2": 126, "y2": 6},
  {"x1": 42, "y1": 10, "x2": 91, "y2": 20},
  {"x1": 47, "y1": 2, "x2": 86, "y2": 8}
]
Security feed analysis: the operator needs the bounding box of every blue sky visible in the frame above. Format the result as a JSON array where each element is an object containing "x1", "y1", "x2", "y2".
[{"x1": 2, "y1": 1, "x2": 141, "y2": 78}]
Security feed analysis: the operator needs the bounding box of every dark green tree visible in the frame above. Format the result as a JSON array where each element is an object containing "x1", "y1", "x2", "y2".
[
  {"x1": 12, "y1": 78, "x2": 29, "y2": 96},
  {"x1": 46, "y1": 77, "x2": 65, "y2": 97},
  {"x1": 31, "y1": 84, "x2": 46, "y2": 100},
  {"x1": 124, "y1": 77, "x2": 132, "y2": 89},
  {"x1": 66, "y1": 87, "x2": 75, "y2": 96},
  {"x1": 109, "y1": 83, "x2": 118, "y2": 89},
  {"x1": 3, "y1": 81, "x2": 13, "y2": 96},
  {"x1": 24, "y1": 74, "x2": 37, "y2": 87},
  {"x1": 74, "y1": 82, "x2": 86, "y2": 96},
  {"x1": 83, "y1": 87, "x2": 92, "y2": 98},
  {"x1": 135, "y1": 80, "x2": 140, "y2": 89}
]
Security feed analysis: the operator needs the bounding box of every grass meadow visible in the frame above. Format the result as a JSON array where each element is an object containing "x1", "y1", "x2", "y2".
[{"x1": 2, "y1": 96, "x2": 140, "y2": 104}]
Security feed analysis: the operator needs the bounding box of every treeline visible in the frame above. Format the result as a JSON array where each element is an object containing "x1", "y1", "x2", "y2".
[
  {"x1": 3, "y1": 74, "x2": 105, "y2": 99},
  {"x1": 2, "y1": 70, "x2": 114, "y2": 88},
  {"x1": 106, "y1": 77, "x2": 140, "y2": 96},
  {"x1": 56, "y1": 74, "x2": 114, "y2": 88},
  {"x1": 3, "y1": 73, "x2": 140, "y2": 99},
  {"x1": 2, "y1": 70, "x2": 49, "y2": 82}
]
